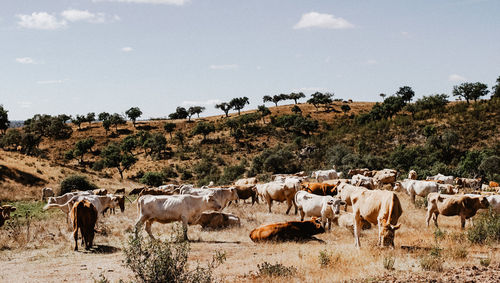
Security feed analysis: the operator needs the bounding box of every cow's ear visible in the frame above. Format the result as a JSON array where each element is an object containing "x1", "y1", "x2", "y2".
[
  {"x1": 340, "y1": 201, "x2": 346, "y2": 206},
  {"x1": 327, "y1": 200, "x2": 334, "y2": 205}
]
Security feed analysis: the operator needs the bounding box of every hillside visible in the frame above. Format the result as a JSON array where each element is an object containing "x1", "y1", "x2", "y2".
[{"x1": 1, "y1": 98, "x2": 499, "y2": 200}]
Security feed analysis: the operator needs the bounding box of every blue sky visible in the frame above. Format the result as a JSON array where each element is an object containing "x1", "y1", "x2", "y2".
[{"x1": 1, "y1": 0, "x2": 499, "y2": 120}]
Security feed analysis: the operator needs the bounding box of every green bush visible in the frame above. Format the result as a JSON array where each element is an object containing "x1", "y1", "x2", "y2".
[
  {"x1": 220, "y1": 164, "x2": 246, "y2": 184},
  {"x1": 467, "y1": 210, "x2": 500, "y2": 244},
  {"x1": 60, "y1": 175, "x2": 98, "y2": 195},
  {"x1": 140, "y1": 171, "x2": 165, "y2": 187},
  {"x1": 318, "y1": 250, "x2": 331, "y2": 268},
  {"x1": 257, "y1": 262, "x2": 297, "y2": 278}
]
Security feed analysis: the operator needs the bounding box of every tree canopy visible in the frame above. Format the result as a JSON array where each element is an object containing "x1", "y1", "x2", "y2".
[
  {"x1": 0, "y1": 105, "x2": 9, "y2": 135},
  {"x1": 453, "y1": 82, "x2": 489, "y2": 104},
  {"x1": 125, "y1": 107, "x2": 142, "y2": 127},
  {"x1": 169, "y1": 107, "x2": 189, "y2": 120},
  {"x1": 229, "y1": 97, "x2": 250, "y2": 115},
  {"x1": 215, "y1": 102, "x2": 232, "y2": 118}
]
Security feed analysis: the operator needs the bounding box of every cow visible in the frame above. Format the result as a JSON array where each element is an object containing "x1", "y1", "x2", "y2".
[
  {"x1": 294, "y1": 191, "x2": 345, "y2": 230},
  {"x1": 129, "y1": 187, "x2": 146, "y2": 195},
  {"x1": 249, "y1": 218, "x2": 326, "y2": 242},
  {"x1": 180, "y1": 187, "x2": 239, "y2": 210},
  {"x1": 114, "y1": 188, "x2": 126, "y2": 194},
  {"x1": 426, "y1": 193, "x2": 489, "y2": 229},
  {"x1": 71, "y1": 200, "x2": 98, "y2": 251},
  {"x1": 363, "y1": 170, "x2": 378, "y2": 177},
  {"x1": 45, "y1": 191, "x2": 93, "y2": 223},
  {"x1": 426, "y1": 173, "x2": 454, "y2": 185},
  {"x1": 394, "y1": 179, "x2": 439, "y2": 204},
  {"x1": 408, "y1": 170, "x2": 417, "y2": 180},
  {"x1": 311, "y1": 169, "x2": 341, "y2": 182},
  {"x1": 464, "y1": 194, "x2": 500, "y2": 214},
  {"x1": 44, "y1": 194, "x2": 120, "y2": 220},
  {"x1": 490, "y1": 181, "x2": 499, "y2": 188},
  {"x1": 351, "y1": 190, "x2": 403, "y2": 248},
  {"x1": 438, "y1": 184, "x2": 459, "y2": 195},
  {"x1": 348, "y1": 168, "x2": 370, "y2": 178},
  {"x1": 255, "y1": 181, "x2": 297, "y2": 214},
  {"x1": 373, "y1": 169, "x2": 398, "y2": 188},
  {"x1": 135, "y1": 194, "x2": 221, "y2": 240},
  {"x1": 196, "y1": 212, "x2": 240, "y2": 229},
  {"x1": 106, "y1": 194, "x2": 126, "y2": 214},
  {"x1": 455, "y1": 178, "x2": 481, "y2": 190},
  {"x1": 0, "y1": 205, "x2": 17, "y2": 227},
  {"x1": 158, "y1": 184, "x2": 181, "y2": 194},
  {"x1": 301, "y1": 182, "x2": 337, "y2": 196},
  {"x1": 41, "y1": 187, "x2": 55, "y2": 201},
  {"x1": 139, "y1": 187, "x2": 176, "y2": 197},
  {"x1": 234, "y1": 186, "x2": 258, "y2": 205},
  {"x1": 336, "y1": 213, "x2": 371, "y2": 234},
  {"x1": 234, "y1": 177, "x2": 257, "y2": 187},
  {"x1": 93, "y1": 188, "x2": 108, "y2": 196},
  {"x1": 351, "y1": 174, "x2": 375, "y2": 190},
  {"x1": 337, "y1": 183, "x2": 367, "y2": 211}
]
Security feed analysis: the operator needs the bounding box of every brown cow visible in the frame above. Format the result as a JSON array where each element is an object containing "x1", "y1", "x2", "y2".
[
  {"x1": 351, "y1": 190, "x2": 403, "y2": 248},
  {"x1": 234, "y1": 186, "x2": 259, "y2": 205},
  {"x1": 71, "y1": 200, "x2": 98, "y2": 251},
  {"x1": 301, "y1": 182, "x2": 337, "y2": 196},
  {"x1": 426, "y1": 193, "x2": 489, "y2": 229},
  {"x1": 196, "y1": 212, "x2": 240, "y2": 229},
  {"x1": 348, "y1": 168, "x2": 370, "y2": 177},
  {"x1": 0, "y1": 205, "x2": 17, "y2": 227},
  {"x1": 115, "y1": 188, "x2": 126, "y2": 194},
  {"x1": 249, "y1": 218, "x2": 325, "y2": 242}
]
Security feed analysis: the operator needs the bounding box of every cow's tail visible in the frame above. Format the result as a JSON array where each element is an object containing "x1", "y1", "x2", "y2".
[{"x1": 387, "y1": 193, "x2": 395, "y2": 226}]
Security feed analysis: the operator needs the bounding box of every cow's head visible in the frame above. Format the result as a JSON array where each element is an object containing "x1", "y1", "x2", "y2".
[
  {"x1": 327, "y1": 197, "x2": 346, "y2": 215},
  {"x1": 1, "y1": 205, "x2": 16, "y2": 220},
  {"x1": 229, "y1": 187, "x2": 239, "y2": 201},
  {"x1": 393, "y1": 182, "x2": 403, "y2": 192},
  {"x1": 311, "y1": 217, "x2": 326, "y2": 233},
  {"x1": 477, "y1": 196, "x2": 489, "y2": 209},
  {"x1": 381, "y1": 219, "x2": 401, "y2": 247},
  {"x1": 204, "y1": 194, "x2": 222, "y2": 211}
]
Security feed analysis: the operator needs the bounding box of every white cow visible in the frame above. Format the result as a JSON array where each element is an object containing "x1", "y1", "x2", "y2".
[
  {"x1": 311, "y1": 169, "x2": 341, "y2": 182},
  {"x1": 41, "y1": 187, "x2": 55, "y2": 201},
  {"x1": 337, "y1": 183, "x2": 367, "y2": 211},
  {"x1": 255, "y1": 181, "x2": 297, "y2": 214},
  {"x1": 426, "y1": 173, "x2": 454, "y2": 185},
  {"x1": 135, "y1": 194, "x2": 221, "y2": 240},
  {"x1": 234, "y1": 177, "x2": 257, "y2": 187},
  {"x1": 44, "y1": 194, "x2": 120, "y2": 220},
  {"x1": 45, "y1": 191, "x2": 93, "y2": 223},
  {"x1": 180, "y1": 187, "x2": 238, "y2": 210},
  {"x1": 294, "y1": 190, "x2": 345, "y2": 230},
  {"x1": 438, "y1": 184, "x2": 458, "y2": 195},
  {"x1": 394, "y1": 179, "x2": 439, "y2": 203},
  {"x1": 408, "y1": 170, "x2": 417, "y2": 180},
  {"x1": 351, "y1": 174, "x2": 375, "y2": 190},
  {"x1": 373, "y1": 169, "x2": 398, "y2": 188}
]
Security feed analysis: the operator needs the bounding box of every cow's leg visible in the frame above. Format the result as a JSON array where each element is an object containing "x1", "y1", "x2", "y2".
[
  {"x1": 377, "y1": 219, "x2": 383, "y2": 246},
  {"x1": 433, "y1": 212, "x2": 439, "y2": 227},
  {"x1": 73, "y1": 227, "x2": 79, "y2": 251},
  {"x1": 135, "y1": 215, "x2": 147, "y2": 235},
  {"x1": 425, "y1": 207, "x2": 433, "y2": 227},
  {"x1": 460, "y1": 214, "x2": 466, "y2": 229},
  {"x1": 353, "y1": 210, "x2": 362, "y2": 248},
  {"x1": 145, "y1": 220, "x2": 155, "y2": 239},
  {"x1": 344, "y1": 201, "x2": 348, "y2": 212},
  {"x1": 327, "y1": 217, "x2": 332, "y2": 231},
  {"x1": 411, "y1": 193, "x2": 416, "y2": 204},
  {"x1": 266, "y1": 196, "x2": 272, "y2": 213},
  {"x1": 285, "y1": 198, "x2": 293, "y2": 215},
  {"x1": 299, "y1": 208, "x2": 305, "y2": 221},
  {"x1": 293, "y1": 198, "x2": 298, "y2": 215},
  {"x1": 181, "y1": 216, "x2": 189, "y2": 241}
]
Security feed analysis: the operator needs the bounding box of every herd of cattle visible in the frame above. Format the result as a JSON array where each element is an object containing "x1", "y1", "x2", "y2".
[{"x1": 1, "y1": 168, "x2": 499, "y2": 251}]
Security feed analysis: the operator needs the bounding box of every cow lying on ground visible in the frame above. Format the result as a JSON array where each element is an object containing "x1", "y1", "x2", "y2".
[
  {"x1": 135, "y1": 194, "x2": 221, "y2": 240},
  {"x1": 234, "y1": 186, "x2": 258, "y2": 205},
  {"x1": 348, "y1": 168, "x2": 370, "y2": 177},
  {"x1": 234, "y1": 177, "x2": 257, "y2": 187},
  {"x1": 394, "y1": 179, "x2": 439, "y2": 204},
  {"x1": 295, "y1": 191, "x2": 344, "y2": 230},
  {"x1": 0, "y1": 205, "x2": 16, "y2": 227},
  {"x1": 255, "y1": 181, "x2": 297, "y2": 214},
  {"x1": 351, "y1": 190, "x2": 403, "y2": 248},
  {"x1": 301, "y1": 182, "x2": 337, "y2": 196},
  {"x1": 71, "y1": 200, "x2": 98, "y2": 251},
  {"x1": 196, "y1": 212, "x2": 240, "y2": 229},
  {"x1": 249, "y1": 218, "x2": 325, "y2": 242},
  {"x1": 139, "y1": 187, "x2": 176, "y2": 197},
  {"x1": 335, "y1": 213, "x2": 371, "y2": 234},
  {"x1": 41, "y1": 187, "x2": 54, "y2": 201},
  {"x1": 426, "y1": 193, "x2": 489, "y2": 229}
]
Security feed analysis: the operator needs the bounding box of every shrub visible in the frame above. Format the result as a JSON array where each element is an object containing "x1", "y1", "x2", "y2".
[
  {"x1": 256, "y1": 262, "x2": 297, "y2": 277},
  {"x1": 419, "y1": 255, "x2": 443, "y2": 272},
  {"x1": 123, "y1": 227, "x2": 225, "y2": 283},
  {"x1": 219, "y1": 164, "x2": 246, "y2": 184},
  {"x1": 60, "y1": 175, "x2": 98, "y2": 195},
  {"x1": 479, "y1": 257, "x2": 491, "y2": 267},
  {"x1": 140, "y1": 171, "x2": 165, "y2": 187},
  {"x1": 383, "y1": 256, "x2": 395, "y2": 270},
  {"x1": 467, "y1": 210, "x2": 500, "y2": 244},
  {"x1": 452, "y1": 247, "x2": 468, "y2": 259},
  {"x1": 318, "y1": 250, "x2": 331, "y2": 268}
]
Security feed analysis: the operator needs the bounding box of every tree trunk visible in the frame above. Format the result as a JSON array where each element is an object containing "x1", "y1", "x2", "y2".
[
  {"x1": 294, "y1": 99, "x2": 298, "y2": 104},
  {"x1": 118, "y1": 168, "x2": 124, "y2": 179}
]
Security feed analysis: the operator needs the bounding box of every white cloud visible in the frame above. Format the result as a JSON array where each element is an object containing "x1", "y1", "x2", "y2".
[
  {"x1": 16, "y1": 57, "x2": 36, "y2": 64},
  {"x1": 93, "y1": 0, "x2": 189, "y2": 5},
  {"x1": 182, "y1": 99, "x2": 222, "y2": 106},
  {"x1": 61, "y1": 9, "x2": 119, "y2": 23},
  {"x1": 293, "y1": 12, "x2": 354, "y2": 30},
  {"x1": 37, "y1": 80, "x2": 64, "y2": 84},
  {"x1": 209, "y1": 64, "x2": 238, "y2": 70},
  {"x1": 17, "y1": 12, "x2": 67, "y2": 30},
  {"x1": 121, "y1": 46, "x2": 133, "y2": 52},
  {"x1": 449, "y1": 74, "x2": 466, "y2": 82},
  {"x1": 366, "y1": 59, "x2": 378, "y2": 65}
]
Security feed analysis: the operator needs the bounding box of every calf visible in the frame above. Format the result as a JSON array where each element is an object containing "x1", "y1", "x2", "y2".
[
  {"x1": 455, "y1": 177, "x2": 481, "y2": 190},
  {"x1": 249, "y1": 218, "x2": 325, "y2": 242},
  {"x1": 71, "y1": 200, "x2": 98, "y2": 251},
  {"x1": 351, "y1": 174, "x2": 375, "y2": 190},
  {"x1": 196, "y1": 212, "x2": 240, "y2": 229},
  {"x1": 426, "y1": 193, "x2": 489, "y2": 229},
  {"x1": 295, "y1": 191, "x2": 344, "y2": 230},
  {"x1": 336, "y1": 213, "x2": 371, "y2": 234},
  {"x1": 135, "y1": 194, "x2": 221, "y2": 240}
]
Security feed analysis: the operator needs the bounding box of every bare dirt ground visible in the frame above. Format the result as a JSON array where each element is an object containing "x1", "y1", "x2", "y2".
[{"x1": 1, "y1": 191, "x2": 498, "y2": 282}]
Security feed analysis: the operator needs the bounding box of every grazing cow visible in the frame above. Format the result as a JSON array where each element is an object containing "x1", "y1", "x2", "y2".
[
  {"x1": 351, "y1": 174, "x2": 375, "y2": 190},
  {"x1": 351, "y1": 190, "x2": 403, "y2": 248},
  {"x1": 255, "y1": 181, "x2": 297, "y2": 214},
  {"x1": 408, "y1": 170, "x2": 417, "y2": 180},
  {"x1": 234, "y1": 186, "x2": 258, "y2": 205},
  {"x1": 311, "y1": 169, "x2": 341, "y2": 182},
  {"x1": 348, "y1": 168, "x2": 370, "y2": 178},
  {"x1": 0, "y1": 205, "x2": 17, "y2": 227},
  {"x1": 294, "y1": 191, "x2": 345, "y2": 230},
  {"x1": 129, "y1": 187, "x2": 146, "y2": 195},
  {"x1": 180, "y1": 187, "x2": 239, "y2": 210},
  {"x1": 93, "y1": 188, "x2": 108, "y2": 196},
  {"x1": 234, "y1": 177, "x2": 257, "y2": 187},
  {"x1": 301, "y1": 182, "x2": 337, "y2": 196},
  {"x1": 337, "y1": 183, "x2": 367, "y2": 211},
  {"x1": 426, "y1": 193, "x2": 489, "y2": 229},
  {"x1": 106, "y1": 194, "x2": 126, "y2": 214},
  {"x1": 373, "y1": 169, "x2": 398, "y2": 188},
  {"x1": 114, "y1": 188, "x2": 126, "y2": 194},
  {"x1": 455, "y1": 178, "x2": 481, "y2": 190},
  {"x1": 394, "y1": 179, "x2": 439, "y2": 203},
  {"x1": 71, "y1": 200, "x2": 98, "y2": 251},
  {"x1": 336, "y1": 213, "x2": 371, "y2": 234},
  {"x1": 196, "y1": 212, "x2": 240, "y2": 229},
  {"x1": 135, "y1": 194, "x2": 221, "y2": 240},
  {"x1": 41, "y1": 187, "x2": 55, "y2": 201},
  {"x1": 426, "y1": 174, "x2": 454, "y2": 185},
  {"x1": 249, "y1": 218, "x2": 325, "y2": 242}
]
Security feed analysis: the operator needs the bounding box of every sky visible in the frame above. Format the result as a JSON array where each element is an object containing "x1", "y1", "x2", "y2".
[{"x1": 1, "y1": 0, "x2": 500, "y2": 120}]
